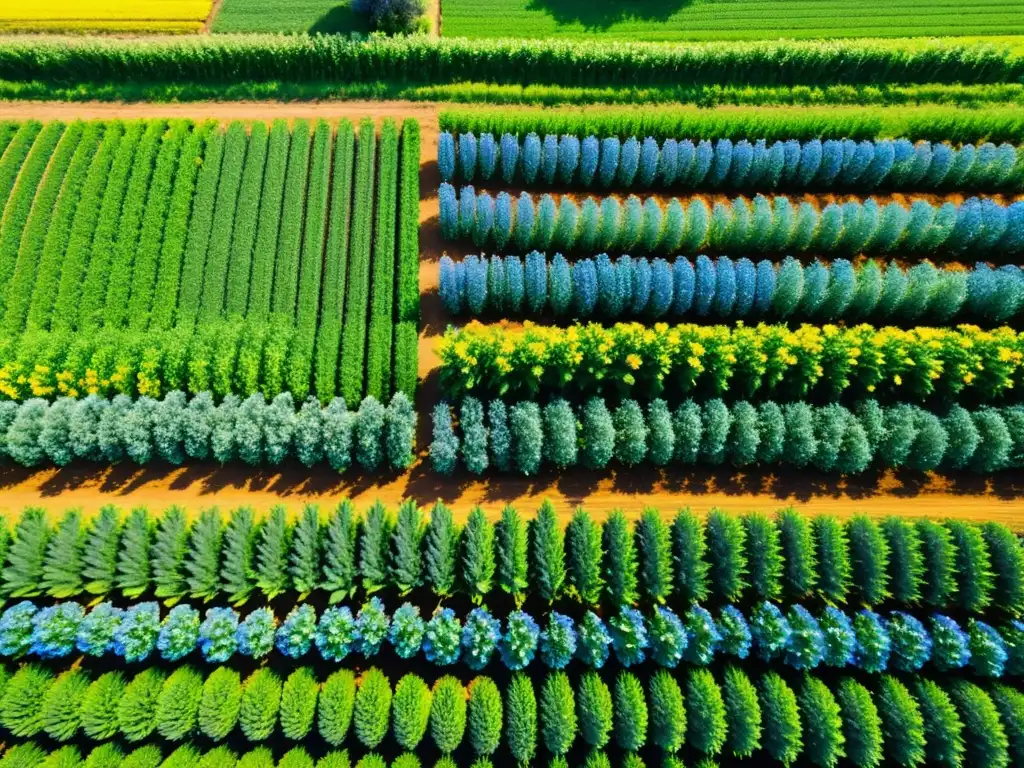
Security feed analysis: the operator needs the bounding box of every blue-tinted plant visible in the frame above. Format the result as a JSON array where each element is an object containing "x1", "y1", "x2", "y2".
[
  {"x1": 576, "y1": 611, "x2": 611, "y2": 669},
  {"x1": 751, "y1": 602, "x2": 791, "y2": 662},
  {"x1": 0, "y1": 601, "x2": 37, "y2": 657},
  {"x1": 29, "y1": 602, "x2": 83, "y2": 658},
  {"x1": 357, "y1": 597, "x2": 390, "y2": 656},
  {"x1": 425, "y1": 608, "x2": 462, "y2": 666},
  {"x1": 609, "y1": 607, "x2": 648, "y2": 667},
  {"x1": 501, "y1": 611, "x2": 540, "y2": 670},
  {"x1": 316, "y1": 606, "x2": 358, "y2": 662},
  {"x1": 888, "y1": 612, "x2": 932, "y2": 672},
  {"x1": 718, "y1": 605, "x2": 751, "y2": 659},
  {"x1": 785, "y1": 605, "x2": 825, "y2": 670},
  {"x1": 1003, "y1": 620, "x2": 1024, "y2": 675},
  {"x1": 114, "y1": 601, "x2": 161, "y2": 662},
  {"x1": 683, "y1": 606, "x2": 721, "y2": 665},
  {"x1": 649, "y1": 607, "x2": 687, "y2": 668},
  {"x1": 500, "y1": 132, "x2": 519, "y2": 183},
  {"x1": 437, "y1": 132, "x2": 455, "y2": 182},
  {"x1": 478, "y1": 133, "x2": 497, "y2": 180},
  {"x1": 236, "y1": 606, "x2": 277, "y2": 659},
  {"x1": 198, "y1": 607, "x2": 239, "y2": 663},
  {"x1": 389, "y1": 603, "x2": 425, "y2": 659},
  {"x1": 439, "y1": 184, "x2": 457, "y2": 239},
  {"x1": 539, "y1": 612, "x2": 577, "y2": 670},
  {"x1": 819, "y1": 607, "x2": 856, "y2": 667},
  {"x1": 461, "y1": 607, "x2": 500, "y2": 671},
  {"x1": 76, "y1": 602, "x2": 122, "y2": 657},
  {"x1": 580, "y1": 136, "x2": 599, "y2": 186},
  {"x1": 853, "y1": 610, "x2": 890, "y2": 673},
  {"x1": 158, "y1": 607, "x2": 201, "y2": 663},
  {"x1": 276, "y1": 604, "x2": 317, "y2": 659},
  {"x1": 968, "y1": 620, "x2": 1007, "y2": 677},
  {"x1": 458, "y1": 132, "x2": 477, "y2": 181},
  {"x1": 930, "y1": 614, "x2": 971, "y2": 671}
]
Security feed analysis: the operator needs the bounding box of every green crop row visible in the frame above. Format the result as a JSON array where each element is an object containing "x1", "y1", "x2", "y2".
[
  {"x1": 366, "y1": 119, "x2": 399, "y2": 403},
  {"x1": 339, "y1": 119, "x2": 378, "y2": 409},
  {"x1": 2, "y1": 34, "x2": 1023, "y2": 88},
  {"x1": 394, "y1": 119, "x2": 421, "y2": 401},
  {"x1": 314, "y1": 121, "x2": 356, "y2": 404},
  {"x1": 0, "y1": 663, "x2": 1020, "y2": 768},
  {"x1": 0, "y1": 118, "x2": 417, "y2": 405}
]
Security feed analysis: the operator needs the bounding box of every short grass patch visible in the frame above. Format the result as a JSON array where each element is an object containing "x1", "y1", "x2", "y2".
[
  {"x1": 441, "y1": 0, "x2": 1024, "y2": 40},
  {"x1": 212, "y1": 0, "x2": 369, "y2": 33}
]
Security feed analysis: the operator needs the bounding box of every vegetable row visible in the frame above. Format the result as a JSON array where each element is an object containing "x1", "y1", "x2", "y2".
[
  {"x1": 439, "y1": 254, "x2": 1024, "y2": 325},
  {"x1": 0, "y1": 391, "x2": 415, "y2": 473},
  {"x1": 0, "y1": 744, "x2": 356, "y2": 768},
  {"x1": 438, "y1": 321, "x2": 1024, "y2": 401},
  {"x1": 438, "y1": 131, "x2": 1024, "y2": 192},
  {"x1": 2, "y1": 596, "x2": 1019, "y2": 679},
  {"x1": 439, "y1": 185, "x2": 1024, "y2": 258},
  {"x1": 0, "y1": 117, "x2": 418, "y2": 407},
  {"x1": 0, "y1": 661, "x2": 1021, "y2": 768},
  {"x1": 2, "y1": 35, "x2": 1021, "y2": 88},
  {"x1": 0, "y1": 503, "x2": 1018, "y2": 615},
  {"x1": 431, "y1": 397, "x2": 1024, "y2": 475},
  {"x1": 439, "y1": 104, "x2": 1024, "y2": 150}
]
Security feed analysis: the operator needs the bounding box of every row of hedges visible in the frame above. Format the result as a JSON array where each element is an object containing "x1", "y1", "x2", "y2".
[
  {"x1": 438, "y1": 105, "x2": 1024, "y2": 146},
  {"x1": 394, "y1": 120, "x2": 421, "y2": 400},
  {"x1": 439, "y1": 185, "x2": 1024, "y2": 257},
  {"x1": 0, "y1": 743, "x2": 357, "y2": 768},
  {"x1": 0, "y1": 503, "x2": 1017, "y2": 614},
  {"x1": 439, "y1": 254, "x2": 1024, "y2": 325},
  {"x1": 437, "y1": 321, "x2": 1024, "y2": 401},
  {"x1": 3, "y1": 596, "x2": 1019, "y2": 678},
  {"x1": 0, "y1": 391, "x2": 416, "y2": 473},
  {"x1": 438, "y1": 132, "x2": 1024, "y2": 192},
  {"x1": 0, "y1": 662, "x2": 1021, "y2": 768},
  {"x1": 430, "y1": 397, "x2": 1024, "y2": 475},
  {"x1": 1, "y1": 35, "x2": 1021, "y2": 87}
]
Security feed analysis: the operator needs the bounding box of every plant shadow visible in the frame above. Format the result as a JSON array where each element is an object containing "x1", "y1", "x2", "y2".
[
  {"x1": 307, "y1": 3, "x2": 371, "y2": 34},
  {"x1": 524, "y1": 0, "x2": 694, "y2": 30}
]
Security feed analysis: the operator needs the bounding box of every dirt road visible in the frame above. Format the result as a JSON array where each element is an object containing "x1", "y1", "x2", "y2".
[{"x1": 1, "y1": 101, "x2": 1022, "y2": 526}]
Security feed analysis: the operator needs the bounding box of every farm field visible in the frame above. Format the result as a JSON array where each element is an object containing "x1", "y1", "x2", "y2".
[
  {"x1": 4, "y1": 24, "x2": 1024, "y2": 768},
  {"x1": 441, "y1": 0, "x2": 1024, "y2": 40},
  {"x1": 0, "y1": 0, "x2": 214, "y2": 33},
  {"x1": 211, "y1": 0, "x2": 369, "y2": 34}
]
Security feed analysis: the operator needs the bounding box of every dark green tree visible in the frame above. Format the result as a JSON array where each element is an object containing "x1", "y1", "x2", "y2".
[
  {"x1": 742, "y1": 511, "x2": 783, "y2": 601},
  {"x1": 424, "y1": 501, "x2": 459, "y2": 598},
  {"x1": 360, "y1": 502, "x2": 392, "y2": 593},
  {"x1": 602, "y1": 509, "x2": 638, "y2": 606},
  {"x1": 390, "y1": 500, "x2": 423, "y2": 594},
  {"x1": 42, "y1": 509, "x2": 84, "y2": 598},
  {"x1": 847, "y1": 516, "x2": 890, "y2": 606},
  {"x1": 116, "y1": 508, "x2": 153, "y2": 599},
  {"x1": 495, "y1": 505, "x2": 528, "y2": 602},
  {"x1": 946, "y1": 521, "x2": 994, "y2": 612},
  {"x1": 777, "y1": 507, "x2": 816, "y2": 600},
  {"x1": 723, "y1": 667, "x2": 761, "y2": 759},
  {"x1": 916, "y1": 519, "x2": 956, "y2": 608},
  {"x1": 3, "y1": 507, "x2": 50, "y2": 597},
  {"x1": 671, "y1": 508, "x2": 709, "y2": 603},
  {"x1": 801, "y1": 677, "x2": 845, "y2": 768},
  {"x1": 636, "y1": 507, "x2": 673, "y2": 603},
  {"x1": 914, "y1": 679, "x2": 964, "y2": 768},
  {"x1": 82, "y1": 506, "x2": 121, "y2": 596},
  {"x1": 151, "y1": 506, "x2": 189, "y2": 601},
  {"x1": 322, "y1": 501, "x2": 358, "y2": 602},
  {"x1": 185, "y1": 508, "x2": 223, "y2": 601},
  {"x1": 760, "y1": 672, "x2": 802, "y2": 766},
  {"x1": 461, "y1": 506, "x2": 495, "y2": 602},
  {"x1": 877, "y1": 676, "x2": 925, "y2": 768},
  {"x1": 950, "y1": 682, "x2": 1008, "y2": 768},
  {"x1": 706, "y1": 509, "x2": 747, "y2": 602},
  {"x1": 289, "y1": 505, "x2": 321, "y2": 598},
  {"x1": 981, "y1": 522, "x2": 1024, "y2": 615},
  {"x1": 837, "y1": 680, "x2": 883, "y2": 768},
  {"x1": 649, "y1": 669, "x2": 685, "y2": 753},
  {"x1": 880, "y1": 517, "x2": 924, "y2": 606},
  {"x1": 812, "y1": 516, "x2": 851, "y2": 603},
  {"x1": 566, "y1": 507, "x2": 603, "y2": 605},
  {"x1": 686, "y1": 669, "x2": 726, "y2": 757},
  {"x1": 254, "y1": 506, "x2": 291, "y2": 600},
  {"x1": 505, "y1": 674, "x2": 537, "y2": 765},
  {"x1": 529, "y1": 500, "x2": 566, "y2": 602},
  {"x1": 221, "y1": 507, "x2": 258, "y2": 605}
]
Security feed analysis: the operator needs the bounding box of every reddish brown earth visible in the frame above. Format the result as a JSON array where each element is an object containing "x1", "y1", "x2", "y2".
[{"x1": 1, "y1": 101, "x2": 1023, "y2": 526}]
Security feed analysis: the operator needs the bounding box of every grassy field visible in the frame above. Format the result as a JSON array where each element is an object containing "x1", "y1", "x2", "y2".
[
  {"x1": 211, "y1": 0, "x2": 369, "y2": 33},
  {"x1": 0, "y1": 0, "x2": 212, "y2": 33},
  {"x1": 441, "y1": 0, "x2": 1024, "y2": 40}
]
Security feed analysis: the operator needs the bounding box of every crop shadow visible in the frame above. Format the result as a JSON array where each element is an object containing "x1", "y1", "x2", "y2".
[
  {"x1": 524, "y1": 0, "x2": 694, "y2": 30},
  {"x1": 307, "y1": 3, "x2": 371, "y2": 34}
]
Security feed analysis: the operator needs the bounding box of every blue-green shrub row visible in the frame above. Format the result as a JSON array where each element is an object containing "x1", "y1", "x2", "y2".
[
  {"x1": 0, "y1": 390, "x2": 416, "y2": 473},
  {"x1": 431, "y1": 397, "x2": 1024, "y2": 476},
  {"x1": 438, "y1": 184, "x2": 1024, "y2": 257},
  {"x1": 438, "y1": 131, "x2": 1024, "y2": 192},
  {"x1": 1, "y1": 597, "x2": 1018, "y2": 680},
  {"x1": 439, "y1": 253, "x2": 1024, "y2": 324}
]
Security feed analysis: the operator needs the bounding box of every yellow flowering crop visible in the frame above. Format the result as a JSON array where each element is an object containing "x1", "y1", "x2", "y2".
[
  {"x1": 438, "y1": 321, "x2": 1024, "y2": 401},
  {"x1": 0, "y1": 0, "x2": 212, "y2": 32}
]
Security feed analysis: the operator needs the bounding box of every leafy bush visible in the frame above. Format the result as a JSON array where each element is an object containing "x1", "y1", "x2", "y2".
[
  {"x1": 118, "y1": 668, "x2": 166, "y2": 742},
  {"x1": 539, "y1": 612, "x2": 577, "y2": 669},
  {"x1": 157, "y1": 604, "x2": 200, "y2": 662},
  {"x1": 199, "y1": 667, "x2": 242, "y2": 742},
  {"x1": 430, "y1": 676, "x2": 467, "y2": 754},
  {"x1": 760, "y1": 672, "x2": 803, "y2": 766},
  {"x1": 540, "y1": 672, "x2": 576, "y2": 755},
  {"x1": 505, "y1": 674, "x2": 537, "y2": 765},
  {"x1": 577, "y1": 611, "x2": 612, "y2": 668},
  {"x1": 280, "y1": 668, "x2": 319, "y2": 741},
  {"x1": 461, "y1": 607, "x2": 500, "y2": 671},
  {"x1": 239, "y1": 669, "x2": 281, "y2": 742},
  {"x1": 467, "y1": 677, "x2": 503, "y2": 756},
  {"x1": 609, "y1": 607, "x2": 649, "y2": 667},
  {"x1": 615, "y1": 672, "x2": 649, "y2": 752},
  {"x1": 354, "y1": 668, "x2": 392, "y2": 749},
  {"x1": 425, "y1": 608, "x2": 461, "y2": 666},
  {"x1": 801, "y1": 677, "x2": 845, "y2": 768},
  {"x1": 389, "y1": 603, "x2": 425, "y2": 659},
  {"x1": 650, "y1": 669, "x2": 686, "y2": 753},
  {"x1": 878, "y1": 676, "x2": 926, "y2": 768},
  {"x1": 318, "y1": 670, "x2": 355, "y2": 747},
  {"x1": 501, "y1": 611, "x2": 540, "y2": 670},
  {"x1": 683, "y1": 605, "x2": 721, "y2": 665}
]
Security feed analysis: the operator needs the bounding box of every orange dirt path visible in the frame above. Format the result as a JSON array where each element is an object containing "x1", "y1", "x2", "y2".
[{"x1": 1, "y1": 101, "x2": 1023, "y2": 526}]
